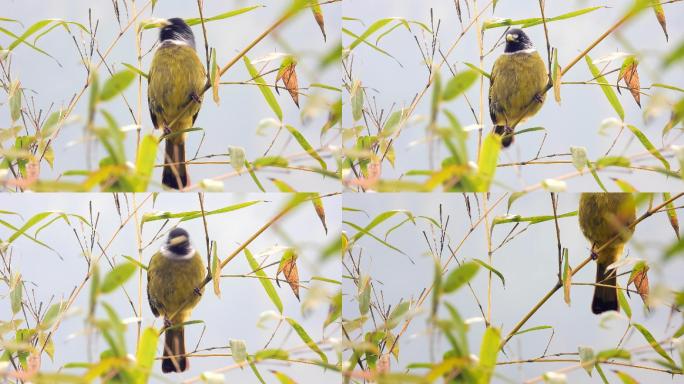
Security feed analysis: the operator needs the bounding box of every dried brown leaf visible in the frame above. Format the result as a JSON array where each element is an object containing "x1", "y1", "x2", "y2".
[
  {"x1": 311, "y1": 2, "x2": 326, "y2": 42},
  {"x1": 627, "y1": 262, "x2": 650, "y2": 307},
  {"x1": 312, "y1": 194, "x2": 327, "y2": 234},
  {"x1": 276, "y1": 58, "x2": 300, "y2": 108},
  {"x1": 618, "y1": 59, "x2": 641, "y2": 107},
  {"x1": 277, "y1": 249, "x2": 300, "y2": 300},
  {"x1": 652, "y1": 1, "x2": 668, "y2": 41}
]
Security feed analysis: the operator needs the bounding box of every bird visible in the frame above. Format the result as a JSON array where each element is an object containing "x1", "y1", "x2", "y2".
[
  {"x1": 148, "y1": 18, "x2": 206, "y2": 189},
  {"x1": 578, "y1": 193, "x2": 636, "y2": 314},
  {"x1": 489, "y1": 28, "x2": 548, "y2": 147},
  {"x1": 147, "y1": 228, "x2": 205, "y2": 372}
]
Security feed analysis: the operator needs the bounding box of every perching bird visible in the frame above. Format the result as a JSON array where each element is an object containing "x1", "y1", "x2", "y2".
[
  {"x1": 148, "y1": 18, "x2": 206, "y2": 189},
  {"x1": 578, "y1": 193, "x2": 636, "y2": 314},
  {"x1": 489, "y1": 28, "x2": 548, "y2": 147},
  {"x1": 147, "y1": 228, "x2": 205, "y2": 373}
]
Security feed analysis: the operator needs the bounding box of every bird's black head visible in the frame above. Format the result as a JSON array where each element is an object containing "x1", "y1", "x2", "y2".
[
  {"x1": 167, "y1": 227, "x2": 192, "y2": 255},
  {"x1": 159, "y1": 18, "x2": 196, "y2": 49},
  {"x1": 504, "y1": 28, "x2": 534, "y2": 53}
]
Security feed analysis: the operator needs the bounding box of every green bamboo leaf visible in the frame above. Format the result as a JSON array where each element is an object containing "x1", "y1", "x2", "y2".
[
  {"x1": 244, "y1": 56, "x2": 282, "y2": 121},
  {"x1": 134, "y1": 135, "x2": 158, "y2": 192},
  {"x1": 246, "y1": 161, "x2": 266, "y2": 192},
  {"x1": 230, "y1": 339, "x2": 247, "y2": 364},
  {"x1": 10, "y1": 275, "x2": 22, "y2": 314},
  {"x1": 386, "y1": 301, "x2": 411, "y2": 329},
  {"x1": 478, "y1": 327, "x2": 501, "y2": 384},
  {"x1": 8, "y1": 212, "x2": 53, "y2": 243},
  {"x1": 464, "y1": 62, "x2": 491, "y2": 79},
  {"x1": 348, "y1": 18, "x2": 394, "y2": 50},
  {"x1": 579, "y1": 346, "x2": 595, "y2": 377},
  {"x1": 614, "y1": 370, "x2": 638, "y2": 384},
  {"x1": 626, "y1": 125, "x2": 669, "y2": 171},
  {"x1": 493, "y1": 211, "x2": 577, "y2": 226},
  {"x1": 514, "y1": 325, "x2": 553, "y2": 336},
  {"x1": 185, "y1": 6, "x2": 263, "y2": 26},
  {"x1": 100, "y1": 262, "x2": 137, "y2": 294},
  {"x1": 443, "y1": 70, "x2": 478, "y2": 101},
  {"x1": 473, "y1": 259, "x2": 505, "y2": 287},
  {"x1": 135, "y1": 327, "x2": 159, "y2": 384},
  {"x1": 585, "y1": 55, "x2": 624, "y2": 120},
  {"x1": 343, "y1": 221, "x2": 405, "y2": 254},
  {"x1": 254, "y1": 349, "x2": 289, "y2": 361},
  {"x1": 342, "y1": 28, "x2": 396, "y2": 60},
  {"x1": 99, "y1": 69, "x2": 136, "y2": 101},
  {"x1": 245, "y1": 248, "x2": 283, "y2": 313},
  {"x1": 474, "y1": 133, "x2": 502, "y2": 191},
  {"x1": 351, "y1": 80, "x2": 364, "y2": 121},
  {"x1": 39, "y1": 301, "x2": 63, "y2": 330},
  {"x1": 651, "y1": 83, "x2": 684, "y2": 93},
  {"x1": 122, "y1": 255, "x2": 148, "y2": 271},
  {"x1": 8, "y1": 19, "x2": 53, "y2": 50},
  {"x1": 632, "y1": 323, "x2": 675, "y2": 365},
  {"x1": 253, "y1": 156, "x2": 289, "y2": 168},
  {"x1": 483, "y1": 6, "x2": 605, "y2": 29},
  {"x1": 617, "y1": 287, "x2": 631, "y2": 319},
  {"x1": 444, "y1": 261, "x2": 479, "y2": 293},
  {"x1": 8, "y1": 80, "x2": 22, "y2": 122},
  {"x1": 285, "y1": 317, "x2": 328, "y2": 363},
  {"x1": 142, "y1": 200, "x2": 262, "y2": 223},
  {"x1": 358, "y1": 275, "x2": 371, "y2": 315},
  {"x1": 285, "y1": 125, "x2": 326, "y2": 170},
  {"x1": 122, "y1": 63, "x2": 148, "y2": 79}
]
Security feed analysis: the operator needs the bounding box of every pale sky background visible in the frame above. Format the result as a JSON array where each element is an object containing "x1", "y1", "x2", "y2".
[
  {"x1": 343, "y1": 193, "x2": 684, "y2": 383},
  {"x1": 0, "y1": 193, "x2": 341, "y2": 382},
  {"x1": 2, "y1": 0, "x2": 341, "y2": 192},
  {"x1": 343, "y1": 0, "x2": 684, "y2": 191}
]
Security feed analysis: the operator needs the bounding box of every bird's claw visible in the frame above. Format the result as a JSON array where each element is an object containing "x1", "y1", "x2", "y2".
[
  {"x1": 534, "y1": 93, "x2": 544, "y2": 104},
  {"x1": 194, "y1": 287, "x2": 202, "y2": 297},
  {"x1": 590, "y1": 251, "x2": 598, "y2": 260},
  {"x1": 190, "y1": 92, "x2": 201, "y2": 104}
]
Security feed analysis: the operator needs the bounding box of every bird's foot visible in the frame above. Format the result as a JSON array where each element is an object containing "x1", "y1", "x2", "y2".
[
  {"x1": 190, "y1": 92, "x2": 201, "y2": 104},
  {"x1": 163, "y1": 126, "x2": 171, "y2": 136},
  {"x1": 534, "y1": 93, "x2": 544, "y2": 104},
  {"x1": 194, "y1": 287, "x2": 202, "y2": 297},
  {"x1": 163, "y1": 318, "x2": 171, "y2": 328},
  {"x1": 590, "y1": 251, "x2": 598, "y2": 260}
]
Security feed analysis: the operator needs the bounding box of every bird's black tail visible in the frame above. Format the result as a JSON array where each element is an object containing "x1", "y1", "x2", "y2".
[
  {"x1": 494, "y1": 125, "x2": 514, "y2": 148},
  {"x1": 162, "y1": 141, "x2": 188, "y2": 190},
  {"x1": 162, "y1": 326, "x2": 187, "y2": 373},
  {"x1": 592, "y1": 263, "x2": 618, "y2": 314}
]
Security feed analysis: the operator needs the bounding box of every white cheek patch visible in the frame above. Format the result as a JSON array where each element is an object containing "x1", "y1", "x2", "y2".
[
  {"x1": 161, "y1": 245, "x2": 195, "y2": 260},
  {"x1": 161, "y1": 39, "x2": 190, "y2": 47},
  {"x1": 503, "y1": 48, "x2": 537, "y2": 56}
]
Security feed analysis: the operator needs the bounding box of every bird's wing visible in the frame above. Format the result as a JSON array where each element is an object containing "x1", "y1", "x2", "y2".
[
  {"x1": 147, "y1": 71, "x2": 161, "y2": 130},
  {"x1": 488, "y1": 59, "x2": 499, "y2": 124},
  {"x1": 147, "y1": 253, "x2": 161, "y2": 317}
]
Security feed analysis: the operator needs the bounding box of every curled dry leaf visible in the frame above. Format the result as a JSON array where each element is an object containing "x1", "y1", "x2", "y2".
[
  {"x1": 277, "y1": 248, "x2": 300, "y2": 300},
  {"x1": 652, "y1": 1, "x2": 668, "y2": 41},
  {"x1": 276, "y1": 58, "x2": 300, "y2": 108},
  {"x1": 627, "y1": 262, "x2": 650, "y2": 307},
  {"x1": 312, "y1": 194, "x2": 328, "y2": 234},
  {"x1": 311, "y1": 1, "x2": 326, "y2": 42},
  {"x1": 617, "y1": 57, "x2": 641, "y2": 107}
]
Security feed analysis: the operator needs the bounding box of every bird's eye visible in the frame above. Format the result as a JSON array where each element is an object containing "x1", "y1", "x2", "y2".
[{"x1": 512, "y1": 34, "x2": 519, "y2": 40}]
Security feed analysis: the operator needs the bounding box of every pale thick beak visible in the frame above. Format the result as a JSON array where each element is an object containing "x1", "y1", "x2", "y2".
[{"x1": 506, "y1": 34, "x2": 517, "y2": 42}]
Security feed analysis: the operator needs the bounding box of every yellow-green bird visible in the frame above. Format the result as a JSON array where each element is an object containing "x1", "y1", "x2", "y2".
[
  {"x1": 578, "y1": 193, "x2": 636, "y2": 314},
  {"x1": 148, "y1": 18, "x2": 206, "y2": 189},
  {"x1": 489, "y1": 28, "x2": 547, "y2": 147},
  {"x1": 147, "y1": 228, "x2": 205, "y2": 373}
]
